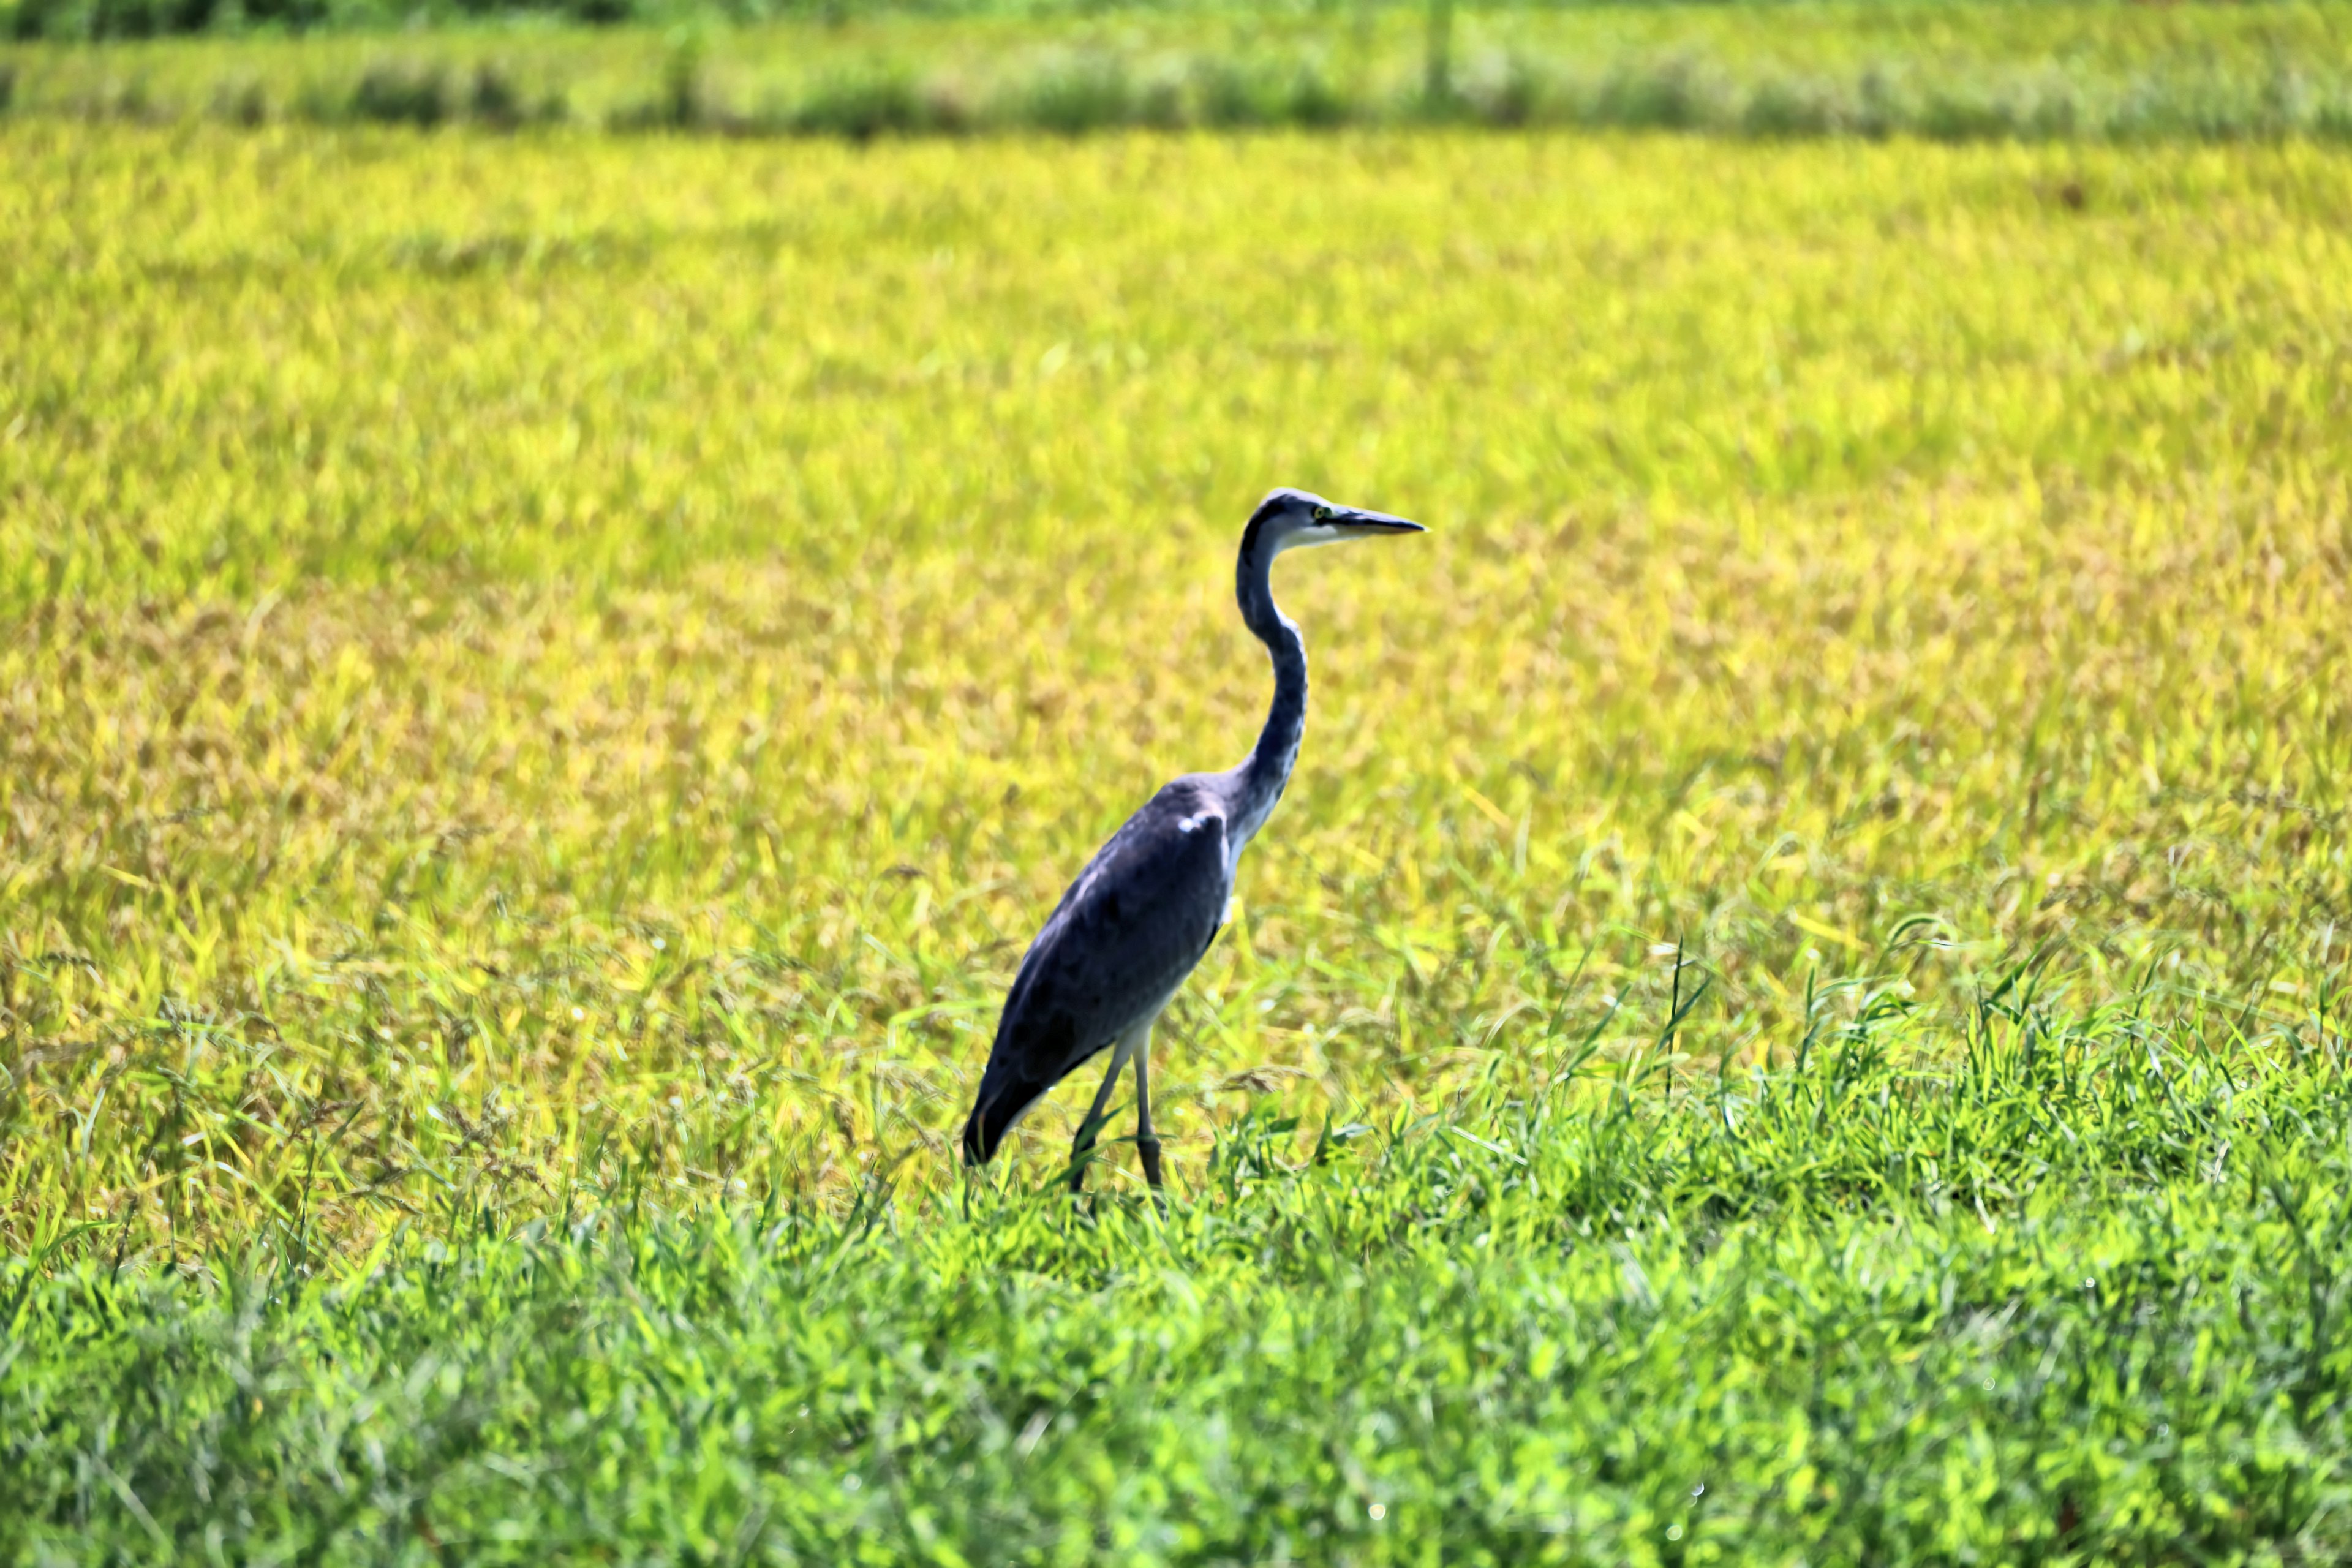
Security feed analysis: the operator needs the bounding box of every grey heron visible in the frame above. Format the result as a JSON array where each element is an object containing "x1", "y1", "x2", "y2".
[{"x1": 960, "y1": 488, "x2": 1424, "y2": 1193}]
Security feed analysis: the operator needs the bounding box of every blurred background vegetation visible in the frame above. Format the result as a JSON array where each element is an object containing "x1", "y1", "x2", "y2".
[{"x1": 2, "y1": 1, "x2": 2349, "y2": 139}]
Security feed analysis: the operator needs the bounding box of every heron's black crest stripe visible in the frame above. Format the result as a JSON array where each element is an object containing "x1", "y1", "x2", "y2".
[{"x1": 1239, "y1": 492, "x2": 1292, "y2": 566}]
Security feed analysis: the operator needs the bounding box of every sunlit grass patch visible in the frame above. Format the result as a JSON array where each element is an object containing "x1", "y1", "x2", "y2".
[{"x1": 11, "y1": 997, "x2": 2352, "y2": 1560}]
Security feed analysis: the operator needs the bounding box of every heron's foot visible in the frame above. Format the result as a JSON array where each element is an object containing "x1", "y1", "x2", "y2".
[
  {"x1": 1137, "y1": 1136, "x2": 1164, "y2": 1192},
  {"x1": 1067, "y1": 1142, "x2": 1094, "y2": 1195}
]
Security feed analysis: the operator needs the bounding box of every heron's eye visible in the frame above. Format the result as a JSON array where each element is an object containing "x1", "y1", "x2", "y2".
[{"x1": 1313, "y1": 505, "x2": 1333, "y2": 522}]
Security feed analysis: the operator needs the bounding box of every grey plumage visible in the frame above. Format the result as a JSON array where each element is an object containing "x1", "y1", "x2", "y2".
[{"x1": 962, "y1": 487, "x2": 1424, "y2": 1191}]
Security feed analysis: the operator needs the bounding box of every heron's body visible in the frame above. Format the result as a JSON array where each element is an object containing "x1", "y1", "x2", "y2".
[{"x1": 962, "y1": 488, "x2": 1422, "y2": 1190}]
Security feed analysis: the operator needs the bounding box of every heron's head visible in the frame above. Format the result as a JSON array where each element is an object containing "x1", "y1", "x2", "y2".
[{"x1": 1244, "y1": 487, "x2": 1424, "y2": 557}]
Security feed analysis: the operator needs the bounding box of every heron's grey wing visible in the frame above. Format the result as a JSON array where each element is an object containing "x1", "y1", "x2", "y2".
[{"x1": 962, "y1": 786, "x2": 1231, "y2": 1163}]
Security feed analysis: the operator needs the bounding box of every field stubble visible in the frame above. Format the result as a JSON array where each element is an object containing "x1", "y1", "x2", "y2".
[{"x1": 1, "y1": 121, "x2": 2350, "y2": 1559}]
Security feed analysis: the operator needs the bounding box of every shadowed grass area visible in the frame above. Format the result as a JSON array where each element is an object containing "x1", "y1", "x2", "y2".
[{"x1": 2, "y1": 1, "x2": 2350, "y2": 139}]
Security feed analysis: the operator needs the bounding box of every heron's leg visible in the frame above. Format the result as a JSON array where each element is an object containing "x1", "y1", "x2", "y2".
[
  {"x1": 1068, "y1": 1031, "x2": 1139, "y2": 1194},
  {"x1": 1132, "y1": 1017, "x2": 1164, "y2": 1192}
]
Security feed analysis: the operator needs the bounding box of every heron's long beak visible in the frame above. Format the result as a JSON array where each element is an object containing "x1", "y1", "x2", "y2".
[{"x1": 1330, "y1": 507, "x2": 1425, "y2": 537}]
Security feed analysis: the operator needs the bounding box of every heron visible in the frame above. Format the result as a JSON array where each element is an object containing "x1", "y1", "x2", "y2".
[{"x1": 960, "y1": 488, "x2": 1424, "y2": 1193}]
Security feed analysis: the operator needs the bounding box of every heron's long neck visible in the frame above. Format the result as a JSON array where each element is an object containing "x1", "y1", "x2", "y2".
[{"x1": 1231, "y1": 533, "x2": 1305, "y2": 851}]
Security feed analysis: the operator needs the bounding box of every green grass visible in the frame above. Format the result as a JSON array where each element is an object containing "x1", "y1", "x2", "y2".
[
  {"x1": 2, "y1": 88, "x2": 2351, "y2": 1561},
  {"x1": 13, "y1": 997, "x2": 2352, "y2": 1561},
  {"x1": 3, "y1": 1, "x2": 2351, "y2": 138}
]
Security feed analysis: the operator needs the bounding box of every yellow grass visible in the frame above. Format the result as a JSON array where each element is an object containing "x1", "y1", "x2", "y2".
[{"x1": 2, "y1": 124, "x2": 2348, "y2": 1259}]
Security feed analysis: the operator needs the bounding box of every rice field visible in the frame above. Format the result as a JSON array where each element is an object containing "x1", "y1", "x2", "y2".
[{"x1": 3, "y1": 102, "x2": 2351, "y2": 1559}]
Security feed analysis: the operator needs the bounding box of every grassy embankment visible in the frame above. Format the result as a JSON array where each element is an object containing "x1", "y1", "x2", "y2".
[
  {"x1": 2, "y1": 110, "x2": 2350, "y2": 1559},
  {"x1": 2, "y1": 1, "x2": 2350, "y2": 137}
]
